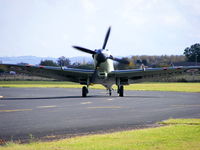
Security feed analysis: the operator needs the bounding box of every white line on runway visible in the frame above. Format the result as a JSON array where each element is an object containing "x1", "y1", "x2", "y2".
[
  {"x1": 100, "y1": 92, "x2": 107, "y2": 94},
  {"x1": 37, "y1": 105, "x2": 57, "y2": 109},
  {"x1": 0, "y1": 109, "x2": 32, "y2": 112},
  {"x1": 81, "y1": 102, "x2": 92, "y2": 105},
  {"x1": 107, "y1": 98, "x2": 113, "y2": 101},
  {"x1": 172, "y1": 104, "x2": 200, "y2": 107},
  {"x1": 88, "y1": 106, "x2": 121, "y2": 109}
]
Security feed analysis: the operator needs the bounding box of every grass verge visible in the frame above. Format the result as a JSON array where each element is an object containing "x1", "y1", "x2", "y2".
[
  {"x1": 125, "y1": 82, "x2": 200, "y2": 92},
  {"x1": 1, "y1": 118, "x2": 200, "y2": 150},
  {"x1": 0, "y1": 81, "x2": 200, "y2": 92}
]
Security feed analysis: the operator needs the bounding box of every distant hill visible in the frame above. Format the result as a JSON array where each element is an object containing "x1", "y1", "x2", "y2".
[{"x1": 0, "y1": 56, "x2": 93, "y2": 65}]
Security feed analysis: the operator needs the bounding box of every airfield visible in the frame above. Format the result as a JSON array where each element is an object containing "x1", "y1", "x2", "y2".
[{"x1": 0, "y1": 87, "x2": 200, "y2": 142}]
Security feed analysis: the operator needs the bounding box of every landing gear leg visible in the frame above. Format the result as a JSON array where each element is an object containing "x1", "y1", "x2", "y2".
[
  {"x1": 82, "y1": 86, "x2": 88, "y2": 97},
  {"x1": 118, "y1": 85, "x2": 124, "y2": 97},
  {"x1": 109, "y1": 89, "x2": 112, "y2": 96}
]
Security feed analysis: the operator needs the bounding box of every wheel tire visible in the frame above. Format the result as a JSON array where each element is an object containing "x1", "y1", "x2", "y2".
[
  {"x1": 119, "y1": 86, "x2": 124, "y2": 97},
  {"x1": 82, "y1": 86, "x2": 88, "y2": 97}
]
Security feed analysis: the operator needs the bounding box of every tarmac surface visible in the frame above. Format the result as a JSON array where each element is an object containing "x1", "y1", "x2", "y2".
[{"x1": 0, "y1": 87, "x2": 200, "y2": 142}]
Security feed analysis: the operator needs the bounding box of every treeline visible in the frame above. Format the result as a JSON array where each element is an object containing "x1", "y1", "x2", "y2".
[
  {"x1": 38, "y1": 56, "x2": 94, "y2": 70},
  {"x1": 116, "y1": 55, "x2": 187, "y2": 70},
  {"x1": 37, "y1": 55, "x2": 186, "y2": 70},
  {"x1": 32, "y1": 43, "x2": 200, "y2": 70}
]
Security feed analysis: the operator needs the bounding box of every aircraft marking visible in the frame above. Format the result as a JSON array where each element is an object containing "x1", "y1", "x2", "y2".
[{"x1": 0, "y1": 109, "x2": 32, "y2": 112}]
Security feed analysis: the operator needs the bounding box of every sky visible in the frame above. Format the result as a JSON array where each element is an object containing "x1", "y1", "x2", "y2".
[{"x1": 0, "y1": 0, "x2": 200, "y2": 58}]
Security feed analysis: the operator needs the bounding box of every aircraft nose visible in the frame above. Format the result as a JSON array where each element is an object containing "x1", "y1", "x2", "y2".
[{"x1": 96, "y1": 52, "x2": 107, "y2": 63}]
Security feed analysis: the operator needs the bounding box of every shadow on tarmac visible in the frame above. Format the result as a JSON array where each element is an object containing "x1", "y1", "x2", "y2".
[{"x1": 1, "y1": 95, "x2": 160, "y2": 100}]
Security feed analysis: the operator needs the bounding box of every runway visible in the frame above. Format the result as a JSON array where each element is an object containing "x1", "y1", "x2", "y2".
[{"x1": 0, "y1": 87, "x2": 200, "y2": 141}]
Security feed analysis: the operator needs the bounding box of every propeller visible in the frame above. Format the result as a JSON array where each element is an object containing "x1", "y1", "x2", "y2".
[
  {"x1": 90, "y1": 62, "x2": 101, "y2": 83},
  {"x1": 72, "y1": 27, "x2": 131, "y2": 84},
  {"x1": 109, "y1": 56, "x2": 130, "y2": 65},
  {"x1": 72, "y1": 46, "x2": 96, "y2": 55},
  {"x1": 90, "y1": 52, "x2": 108, "y2": 83},
  {"x1": 102, "y1": 26, "x2": 111, "y2": 49}
]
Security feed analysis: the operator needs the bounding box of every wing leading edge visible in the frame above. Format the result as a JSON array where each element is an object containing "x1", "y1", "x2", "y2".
[
  {"x1": 0, "y1": 64, "x2": 94, "y2": 84},
  {"x1": 109, "y1": 66, "x2": 200, "y2": 84},
  {"x1": 1, "y1": 64, "x2": 200, "y2": 84}
]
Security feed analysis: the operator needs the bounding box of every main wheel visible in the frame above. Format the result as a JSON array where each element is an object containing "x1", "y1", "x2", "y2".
[
  {"x1": 119, "y1": 85, "x2": 124, "y2": 97},
  {"x1": 82, "y1": 86, "x2": 88, "y2": 97}
]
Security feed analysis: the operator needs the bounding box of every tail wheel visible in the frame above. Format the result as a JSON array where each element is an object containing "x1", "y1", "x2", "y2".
[
  {"x1": 82, "y1": 86, "x2": 88, "y2": 97},
  {"x1": 118, "y1": 85, "x2": 124, "y2": 97}
]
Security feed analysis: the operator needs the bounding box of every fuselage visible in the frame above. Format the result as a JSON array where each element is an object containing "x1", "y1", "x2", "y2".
[{"x1": 93, "y1": 49, "x2": 115, "y2": 89}]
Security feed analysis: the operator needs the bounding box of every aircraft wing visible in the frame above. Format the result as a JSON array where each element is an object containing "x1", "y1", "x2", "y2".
[
  {"x1": 0, "y1": 64, "x2": 94, "y2": 83},
  {"x1": 109, "y1": 66, "x2": 200, "y2": 84}
]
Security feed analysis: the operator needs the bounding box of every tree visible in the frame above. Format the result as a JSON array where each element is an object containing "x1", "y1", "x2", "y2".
[
  {"x1": 40, "y1": 60, "x2": 58, "y2": 66},
  {"x1": 74, "y1": 63, "x2": 94, "y2": 70},
  {"x1": 184, "y1": 43, "x2": 200, "y2": 62},
  {"x1": 0, "y1": 68, "x2": 4, "y2": 73},
  {"x1": 57, "y1": 56, "x2": 70, "y2": 67}
]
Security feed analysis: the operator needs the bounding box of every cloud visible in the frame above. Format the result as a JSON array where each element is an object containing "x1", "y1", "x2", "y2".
[
  {"x1": 178, "y1": 0, "x2": 200, "y2": 15},
  {"x1": 81, "y1": 0, "x2": 97, "y2": 14},
  {"x1": 163, "y1": 13, "x2": 187, "y2": 27},
  {"x1": 0, "y1": 0, "x2": 200, "y2": 57},
  {"x1": 119, "y1": 0, "x2": 188, "y2": 28}
]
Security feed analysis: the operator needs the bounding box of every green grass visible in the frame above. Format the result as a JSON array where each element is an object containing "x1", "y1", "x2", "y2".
[
  {"x1": 0, "y1": 81, "x2": 82, "y2": 88},
  {"x1": 159, "y1": 118, "x2": 200, "y2": 125},
  {"x1": 1, "y1": 119, "x2": 200, "y2": 150},
  {"x1": 0, "y1": 81, "x2": 78, "y2": 85},
  {"x1": 125, "y1": 83, "x2": 200, "y2": 92},
  {"x1": 0, "y1": 81, "x2": 200, "y2": 92}
]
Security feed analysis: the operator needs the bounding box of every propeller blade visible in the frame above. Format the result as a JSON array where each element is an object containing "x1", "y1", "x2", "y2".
[
  {"x1": 90, "y1": 62, "x2": 101, "y2": 84},
  {"x1": 109, "y1": 56, "x2": 130, "y2": 65},
  {"x1": 102, "y1": 27, "x2": 111, "y2": 49},
  {"x1": 90, "y1": 69, "x2": 98, "y2": 84},
  {"x1": 72, "y1": 46, "x2": 96, "y2": 54}
]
